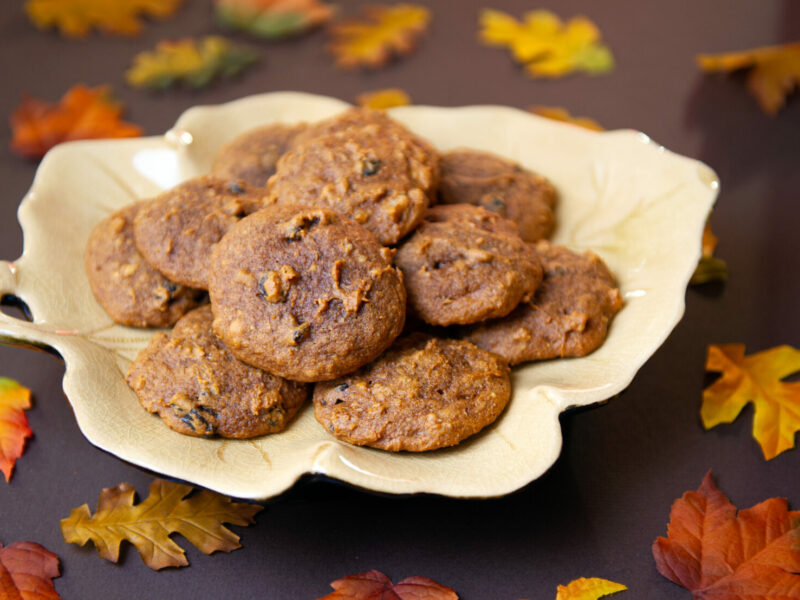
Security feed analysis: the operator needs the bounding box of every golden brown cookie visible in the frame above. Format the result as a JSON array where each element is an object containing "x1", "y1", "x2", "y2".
[
  {"x1": 313, "y1": 334, "x2": 511, "y2": 452},
  {"x1": 126, "y1": 306, "x2": 309, "y2": 438},
  {"x1": 464, "y1": 241, "x2": 623, "y2": 364},
  {"x1": 208, "y1": 205, "x2": 406, "y2": 382},
  {"x1": 394, "y1": 204, "x2": 542, "y2": 326},
  {"x1": 133, "y1": 175, "x2": 270, "y2": 289},
  {"x1": 267, "y1": 109, "x2": 439, "y2": 245},
  {"x1": 439, "y1": 149, "x2": 557, "y2": 242},
  {"x1": 84, "y1": 203, "x2": 205, "y2": 328},
  {"x1": 211, "y1": 123, "x2": 307, "y2": 187}
]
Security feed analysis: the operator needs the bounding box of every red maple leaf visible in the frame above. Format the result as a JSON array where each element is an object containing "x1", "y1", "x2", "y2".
[
  {"x1": 319, "y1": 569, "x2": 458, "y2": 600},
  {"x1": 0, "y1": 541, "x2": 61, "y2": 599}
]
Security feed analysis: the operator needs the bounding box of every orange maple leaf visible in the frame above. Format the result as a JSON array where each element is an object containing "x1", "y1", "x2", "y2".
[
  {"x1": 356, "y1": 88, "x2": 412, "y2": 109},
  {"x1": 9, "y1": 85, "x2": 142, "y2": 160},
  {"x1": 702, "y1": 344, "x2": 800, "y2": 459},
  {"x1": 0, "y1": 378, "x2": 33, "y2": 482},
  {"x1": 653, "y1": 471, "x2": 800, "y2": 598},
  {"x1": 25, "y1": 0, "x2": 184, "y2": 38},
  {"x1": 698, "y1": 42, "x2": 800, "y2": 115},
  {"x1": 328, "y1": 4, "x2": 431, "y2": 69},
  {"x1": 690, "y1": 221, "x2": 727, "y2": 285},
  {"x1": 319, "y1": 570, "x2": 458, "y2": 599},
  {"x1": 0, "y1": 541, "x2": 61, "y2": 599},
  {"x1": 528, "y1": 105, "x2": 605, "y2": 131}
]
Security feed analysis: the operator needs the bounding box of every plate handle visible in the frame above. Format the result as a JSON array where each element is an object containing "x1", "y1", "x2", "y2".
[{"x1": 0, "y1": 260, "x2": 56, "y2": 351}]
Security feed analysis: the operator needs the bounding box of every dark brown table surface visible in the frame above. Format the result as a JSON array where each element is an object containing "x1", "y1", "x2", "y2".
[{"x1": 1, "y1": 1, "x2": 799, "y2": 598}]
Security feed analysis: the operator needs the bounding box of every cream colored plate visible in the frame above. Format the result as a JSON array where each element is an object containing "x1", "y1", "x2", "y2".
[{"x1": 0, "y1": 92, "x2": 718, "y2": 500}]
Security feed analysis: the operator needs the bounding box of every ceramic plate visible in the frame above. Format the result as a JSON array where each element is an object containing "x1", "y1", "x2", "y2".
[{"x1": 0, "y1": 92, "x2": 718, "y2": 499}]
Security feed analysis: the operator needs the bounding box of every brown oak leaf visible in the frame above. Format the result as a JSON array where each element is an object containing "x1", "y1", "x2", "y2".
[
  {"x1": 319, "y1": 569, "x2": 458, "y2": 599},
  {"x1": 10, "y1": 85, "x2": 142, "y2": 160},
  {"x1": 653, "y1": 471, "x2": 800, "y2": 598},
  {"x1": 0, "y1": 541, "x2": 61, "y2": 599},
  {"x1": 60, "y1": 478, "x2": 262, "y2": 570},
  {"x1": 0, "y1": 378, "x2": 33, "y2": 482}
]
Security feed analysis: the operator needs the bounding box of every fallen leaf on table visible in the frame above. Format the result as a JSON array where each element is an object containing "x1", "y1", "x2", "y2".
[
  {"x1": 61, "y1": 478, "x2": 263, "y2": 570},
  {"x1": 555, "y1": 577, "x2": 626, "y2": 599},
  {"x1": 356, "y1": 88, "x2": 412, "y2": 109},
  {"x1": 0, "y1": 378, "x2": 33, "y2": 482},
  {"x1": 215, "y1": 0, "x2": 334, "y2": 38},
  {"x1": 328, "y1": 4, "x2": 431, "y2": 69},
  {"x1": 10, "y1": 85, "x2": 142, "y2": 160},
  {"x1": 0, "y1": 541, "x2": 61, "y2": 599},
  {"x1": 690, "y1": 221, "x2": 728, "y2": 285},
  {"x1": 653, "y1": 471, "x2": 800, "y2": 597},
  {"x1": 528, "y1": 105, "x2": 605, "y2": 131},
  {"x1": 25, "y1": 0, "x2": 184, "y2": 39},
  {"x1": 698, "y1": 42, "x2": 800, "y2": 116},
  {"x1": 126, "y1": 36, "x2": 259, "y2": 90},
  {"x1": 319, "y1": 569, "x2": 458, "y2": 599},
  {"x1": 702, "y1": 344, "x2": 800, "y2": 460},
  {"x1": 480, "y1": 9, "x2": 614, "y2": 78}
]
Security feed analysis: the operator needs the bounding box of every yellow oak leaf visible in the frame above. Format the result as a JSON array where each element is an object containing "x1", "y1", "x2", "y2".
[
  {"x1": 25, "y1": 0, "x2": 184, "y2": 39},
  {"x1": 702, "y1": 344, "x2": 800, "y2": 460},
  {"x1": 328, "y1": 4, "x2": 431, "y2": 69},
  {"x1": 215, "y1": 0, "x2": 334, "y2": 38},
  {"x1": 61, "y1": 479, "x2": 262, "y2": 570},
  {"x1": 480, "y1": 9, "x2": 614, "y2": 78},
  {"x1": 698, "y1": 42, "x2": 800, "y2": 115},
  {"x1": 690, "y1": 221, "x2": 728, "y2": 285},
  {"x1": 0, "y1": 378, "x2": 33, "y2": 482},
  {"x1": 528, "y1": 105, "x2": 604, "y2": 131},
  {"x1": 555, "y1": 578, "x2": 627, "y2": 600},
  {"x1": 356, "y1": 88, "x2": 412, "y2": 109},
  {"x1": 126, "y1": 36, "x2": 259, "y2": 90}
]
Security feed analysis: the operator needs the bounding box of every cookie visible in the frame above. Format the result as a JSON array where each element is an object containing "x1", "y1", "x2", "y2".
[
  {"x1": 211, "y1": 123, "x2": 307, "y2": 187},
  {"x1": 439, "y1": 149, "x2": 557, "y2": 242},
  {"x1": 464, "y1": 241, "x2": 623, "y2": 364},
  {"x1": 208, "y1": 205, "x2": 406, "y2": 382},
  {"x1": 134, "y1": 176, "x2": 270, "y2": 289},
  {"x1": 394, "y1": 204, "x2": 542, "y2": 326},
  {"x1": 267, "y1": 109, "x2": 439, "y2": 245},
  {"x1": 126, "y1": 306, "x2": 308, "y2": 438},
  {"x1": 84, "y1": 203, "x2": 205, "y2": 328},
  {"x1": 313, "y1": 334, "x2": 511, "y2": 452}
]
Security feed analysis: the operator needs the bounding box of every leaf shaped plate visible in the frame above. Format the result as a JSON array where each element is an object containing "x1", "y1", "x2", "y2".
[{"x1": 0, "y1": 92, "x2": 718, "y2": 499}]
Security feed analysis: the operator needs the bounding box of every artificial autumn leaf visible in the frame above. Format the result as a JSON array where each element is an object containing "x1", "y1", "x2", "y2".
[
  {"x1": 61, "y1": 478, "x2": 262, "y2": 570},
  {"x1": 555, "y1": 578, "x2": 627, "y2": 600},
  {"x1": 0, "y1": 541, "x2": 61, "y2": 600},
  {"x1": 698, "y1": 42, "x2": 800, "y2": 116},
  {"x1": 528, "y1": 105, "x2": 605, "y2": 131},
  {"x1": 690, "y1": 222, "x2": 728, "y2": 285},
  {"x1": 25, "y1": 0, "x2": 184, "y2": 39},
  {"x1": 653, "y1": 471, "x2": 800, "y2": 598},
  {"x1": 328, "y1": 4, "x2": 431, "y2": 69},
  {"x1": 215, "y1": 0, "x2": 334, "y2": 38},
  {"x1": 480, "y1": 9, "x2": 614, "y2": 78},
  {"x1": 10, "y1": 85, "x2": 142, "y2": 160},
  {"x1": 319, "y1": 569, "x2": 458, "y2": 600},
  {"x1": 356, "y1": 88, "x2": 412, "y2": 109},
  {"x1": 0, "y1": 378, "x2": 33, "y2": 482},
  {"x1": 126, "y1": 36, "x2": 259, "y2": 90},
  {"x1": 702, "y1": 344, "x2": 800, "y2": 460}
]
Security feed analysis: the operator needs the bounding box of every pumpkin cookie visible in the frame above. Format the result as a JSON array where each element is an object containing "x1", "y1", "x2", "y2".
[
  {"x1": 134, "y1": 175, "x2": 270, "y2": 289},
  {"x1": 394, "y1": 204, "x2": 542, "y2": 326},
  {"x1": 208, "y1": 205, "x2": 406, "y2": 382},
  {"x1": 464, "y1": 241, "x2": 623, "y2": 364},
  {"x1": 84, "y1": 203, "x2": 205, "y2": 328},
  {"x1": 313, "y1": 334, "x2": 511, "y2": 452},
  {"x1": 126, "y1": 306, "x2": 309, "y2": 438},
  {"x1": 212, "y1": 123, "x2": 307, "y2": 187},
  {"x1": 439, "y1": 149, "x2": 557, "y2": 242}
]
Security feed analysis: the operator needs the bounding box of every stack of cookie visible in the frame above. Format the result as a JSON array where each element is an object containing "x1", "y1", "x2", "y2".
[{"x1": 85, "y1": 108, "x2": 622, "y2": 452}]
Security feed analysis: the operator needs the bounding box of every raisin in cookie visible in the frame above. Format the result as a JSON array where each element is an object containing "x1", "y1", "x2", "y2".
[
  {"x1": 134, "y1": 175, "x2": 270, "y2": 289},
  {"x1": 394, "y1": 204, "x2": 542, "y2": 326},
  {"x1": 439, "y1": 149, "x2": 557, "y2": 242},
  {"x1": 313, "y1": 334, "x2": 511, "y2": 452},
  {"x1": 126, "y1": 306, "x2": 308, "y2": 438},
  {"x1": 84, "y1": 203, "x2": 205, "y2": 328},
  {"x1": 464, "y1": 241, "x2": 623, "y2": 364},
  {"x1": 209, "y1": 205, "x2": 406, "y2": 382}
]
